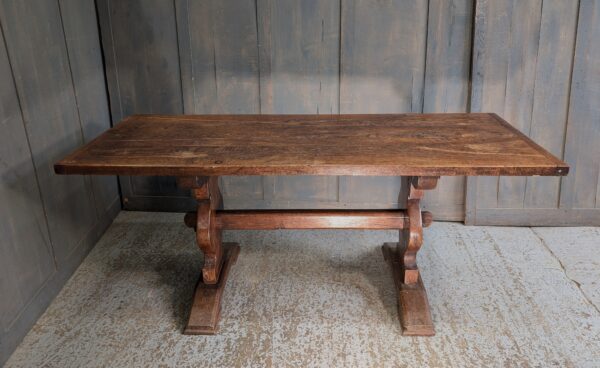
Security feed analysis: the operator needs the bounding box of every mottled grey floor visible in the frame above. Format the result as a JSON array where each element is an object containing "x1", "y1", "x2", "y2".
[{"x1": 6, "y1": 212, "x2": 600, "y2": 367}]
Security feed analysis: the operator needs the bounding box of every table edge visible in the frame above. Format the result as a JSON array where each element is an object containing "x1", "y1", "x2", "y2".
[{"x1": 54, "y1": 163, "x2": 569, "y2": 177}]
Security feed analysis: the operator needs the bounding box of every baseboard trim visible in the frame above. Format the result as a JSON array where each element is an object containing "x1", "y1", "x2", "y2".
[{"x1": 466, "y1": 208, "x2": 600, "y2": 226}]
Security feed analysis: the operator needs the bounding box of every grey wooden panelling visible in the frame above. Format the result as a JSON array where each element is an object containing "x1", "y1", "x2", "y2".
[
  {"x1": 465, "y1": 0, "x2": 599, "y2": 225},
  {"x1": 340, "y1": 0, "x2": 428, "y2": 114},
  {"x1": 0, "y1": 22, "x2": 54, "y2": 339},
  {"x1": 339, "y1": 0, "x2": 428, "y2": 208},
  {"x1": 422, "y1": 0, "x2": 473, "y2": 220},
  {"x1": 96, "y1": 0, "x2": 600, "y2": 225},
  {"x1": 60, "y1": 0, "x2": 119, "y2": 216},
  {"x1": 523, "y1": 0, "x2": 579, "y2": 209},
  {"x1": 561, "y1": 0, "x2": 600, "y2": 211},
  {"x1": 99, "y1": 0, "x2": 468, "y2": 216},
  {"x1": 258, "y1": 0, "x2": 340, "y2": 115},
  {"x1": 97, "y1": 0, "x2": 188, "y2": 211},
  {"x1": 1, "y1": 0, "x2": 99, "y2": 264},
  {"x1": 177, "y1": 0, "x2": 260, "y2": 115},
  {"x1": 176, "y1": 0, "x2": 262, "y2": 207},
  {"x1": 258, "y1": 0, "x2": 341, "y2": 207},
  {"x1": 0, "y1": 0, "x2": 118, "y2": 364},
  {"x1": 470, "y1": 0, "x2": 544, "y2": 210}
]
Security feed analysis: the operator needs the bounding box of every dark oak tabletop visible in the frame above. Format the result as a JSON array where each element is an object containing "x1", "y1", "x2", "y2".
[{"x1": 54, "y1": 113, "x2": 568, "y2": 177}]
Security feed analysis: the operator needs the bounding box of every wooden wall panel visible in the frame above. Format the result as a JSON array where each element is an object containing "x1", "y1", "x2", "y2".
[
  {"x1": 1, "y1": 0, "x2": 98, "y2": 263},
  {"x1": 523, "y1": 0, "x2": 579, "y2": 209},
  {"x1": 495, "y1": 0, "x2": 543, "y2": 209},
  {"x1": 468, "y1": 0, "x2": 511, "y2": 212},
  {"x1": 60, "y1": 0, "x2": 119, "y2": 215},
  {"x1": 561, "y1": 0, "x2": 600, "y2": 211},
  {"x1": 95, "y1": 0, "x2": 599, "y2": 224},
  {"x1": 97, "y1": 0, "x2": 469, "y2": 215},
  {"x1": 422, "y1": 0, "x2": 473, "y2": 220},
  {"x1": 339, "y1": 0, "x2": 428, "y2": 208},
  {"x1": 257, "y1": 0, "x2": 340, "y2": 115},
  {"x1": 340, "y1": 0, "x2": 428, "y2": 114},
  {"x1": 466, "y1": 0, "x2": 597, "y2": 225},
  {"x1": 0, "y1": 1, "x2": 118, "y2": 364},
  {"x1": 97, "y1": 0, "x2": 188, "y2": 211},
  {"x1": 469, "y1": 0, "x2": 544, "y2": 210},
  {"x1": 176, "y1": 0, "x2": 262, "y2": 206},
  {"x1": 257, "y1": 0, "x2": 340, "y2": 207},
  {"x1": 177, "y1": 0, "x2": 260, "y2": 114},
  {"x1": 0, "y1": 24, "x2": 54, "y2": 338}
]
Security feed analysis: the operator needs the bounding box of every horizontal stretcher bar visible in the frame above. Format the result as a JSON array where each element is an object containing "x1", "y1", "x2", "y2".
[{"x1": 184, "y1": 210, "x2": 432, "y2": 230}]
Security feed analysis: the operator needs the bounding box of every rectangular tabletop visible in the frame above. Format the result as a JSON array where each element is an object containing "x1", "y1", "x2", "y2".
[{"x1": 54, "y1": 113, "x2": 568, "y2": 177}]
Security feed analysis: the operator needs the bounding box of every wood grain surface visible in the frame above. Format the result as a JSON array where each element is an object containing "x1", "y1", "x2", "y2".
[{"x1": 55, "y1": 113, "x2": 568, "y2": 177}]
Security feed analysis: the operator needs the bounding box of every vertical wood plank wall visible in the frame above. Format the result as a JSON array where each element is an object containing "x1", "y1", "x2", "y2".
[
  {"x1": 0, "y1": 0, "x2": 119, "y2": 364},
  {"x1": 97, "y1": 0, "x2": 599, "y2": 225},
  {"x1": 99, "y1": 0, "x2": 473, "y2": 220},
  {"x1": 466, "y1": 0, "x2": 600, "y2": 225},
  {"x1": 95, "y1": 0, "x2": 600, "y2": 225}
]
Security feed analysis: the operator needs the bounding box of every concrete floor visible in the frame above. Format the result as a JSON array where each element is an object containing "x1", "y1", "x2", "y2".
[{"x1": 5, "y1": 212, "x2": 600, "y2": 367}]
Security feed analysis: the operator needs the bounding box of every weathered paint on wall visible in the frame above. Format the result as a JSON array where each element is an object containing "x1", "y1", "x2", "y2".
[{"x1": 0, "y1": 0, "x2": 119, "y2": 365}]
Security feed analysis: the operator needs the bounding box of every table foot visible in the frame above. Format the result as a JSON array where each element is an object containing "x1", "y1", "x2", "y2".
[
  {"x1": 382, "y1": 242, "x2": 435, "y2": 336},
  {"x1": 184, "y1": 243, "x2": 240, "y2": 335}
]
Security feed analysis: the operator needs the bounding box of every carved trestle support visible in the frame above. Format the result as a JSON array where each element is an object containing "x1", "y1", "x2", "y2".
[
  {"x1": 178, "y1": 175, "x2": 440, "y2": 336},
  {"x1": 401, "y1": 176, "x2": 438, "y2": 285},
  {"x1": 383, "y1": 176, "x2": 439, "y2": 336},
  {"x1": 178, "y1": 176, "x2": 239, "y2": 334},
  {"x1": 179, "y1": 176, "x2": 223, "y2": 284}
]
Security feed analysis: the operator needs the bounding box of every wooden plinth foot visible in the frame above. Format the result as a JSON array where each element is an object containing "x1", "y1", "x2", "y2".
[
  {"x1": 184, "y1": 243, "x2": 240, "y2": 335},
  {"x1": 382, "y1": 242, "x2": 435, "y2": 336}
]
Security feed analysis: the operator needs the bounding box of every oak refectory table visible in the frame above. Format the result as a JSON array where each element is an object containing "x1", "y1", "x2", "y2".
[{"x1": 54, "y1": 113, "x2": 568, "y2": 336}]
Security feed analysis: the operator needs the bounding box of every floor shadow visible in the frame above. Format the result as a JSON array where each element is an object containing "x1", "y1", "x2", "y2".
[
  {"x1": 98, "y1": 219, "x2": 203, "y2": 331},
  {"x1": 335, "y1": 244, "x2": 399, "y2": 322},
  {"x1": 151, "y1": 251, "x2": 202, "y2": 331}
]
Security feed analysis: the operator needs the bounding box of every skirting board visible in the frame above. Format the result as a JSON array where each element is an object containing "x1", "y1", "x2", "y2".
[{"x1": 465, "y1": 208, "x2": 600, "y2": 226}]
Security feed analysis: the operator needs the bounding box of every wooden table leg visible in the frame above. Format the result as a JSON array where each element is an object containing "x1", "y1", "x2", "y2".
[
  {"x1": 383, "y1": 176, "x2": 439, "y2": 336},
  {"x1": 178, "y1": 176, "x2": 238, "y2": 334},
  {"x1": 184, "y1": 243, "x2": 240, "y2": 334}
]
